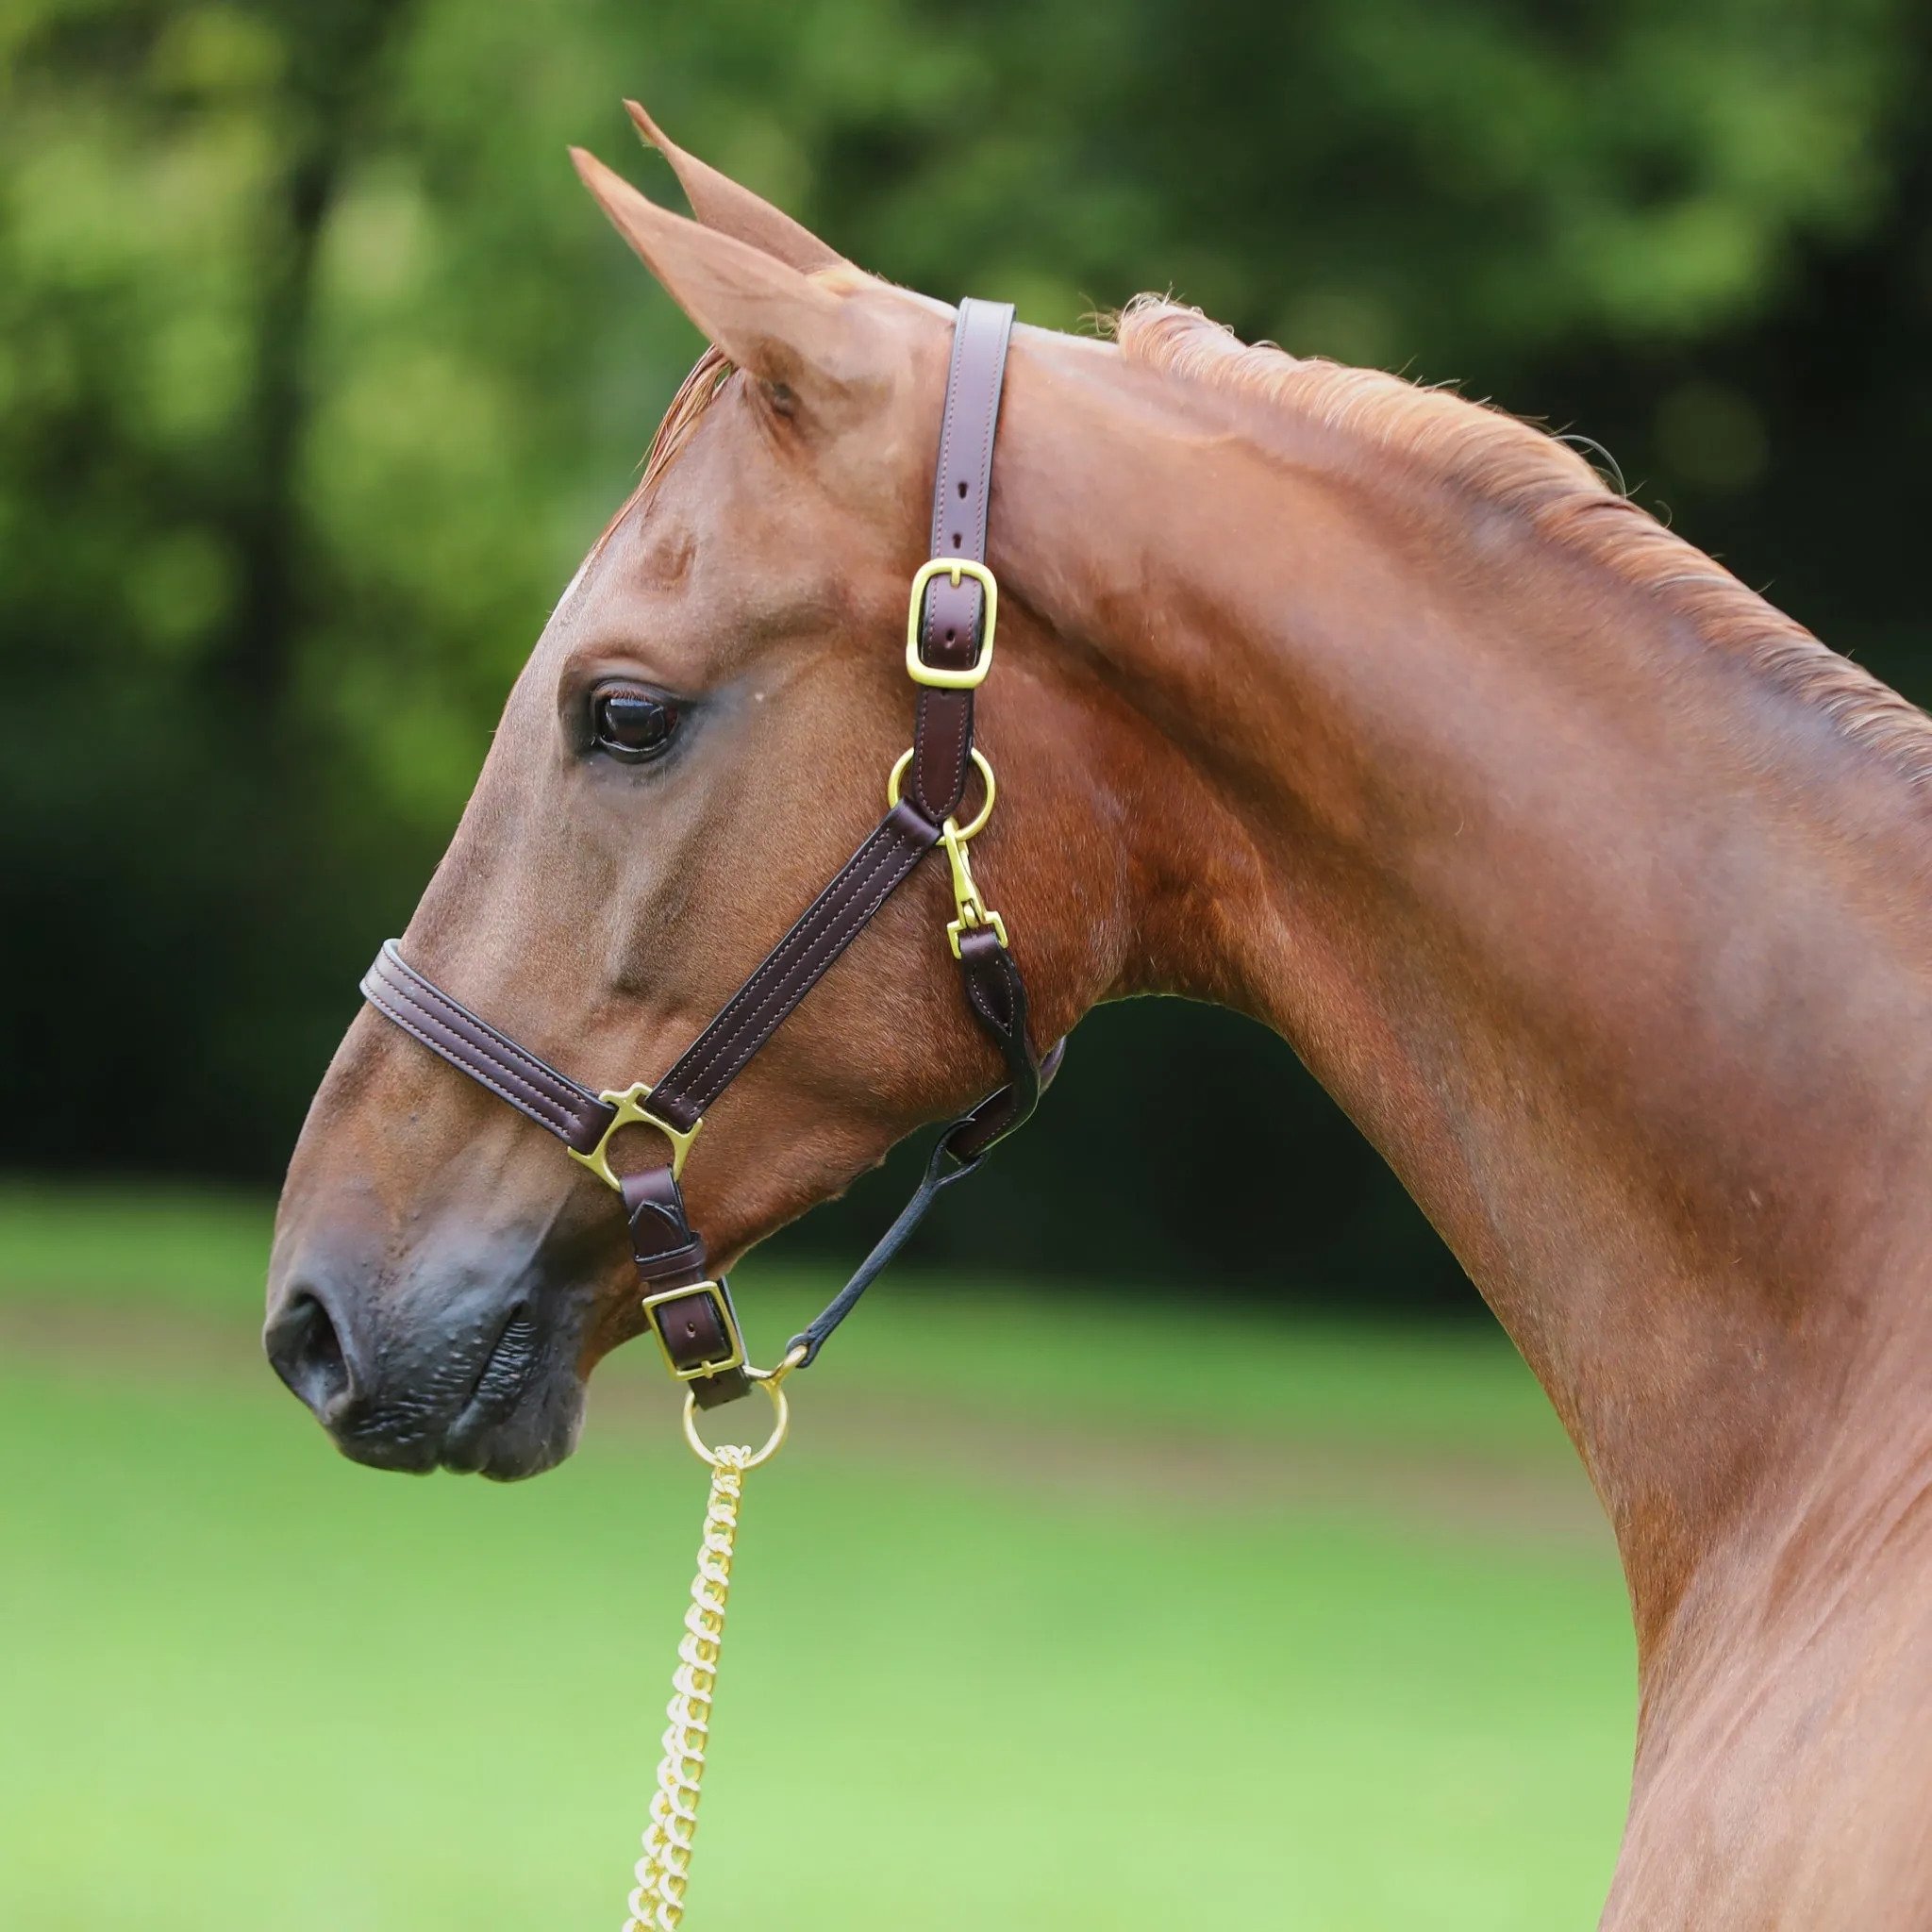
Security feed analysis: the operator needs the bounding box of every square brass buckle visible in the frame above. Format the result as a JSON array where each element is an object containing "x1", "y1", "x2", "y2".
[
  {"x1": 905, "y1": 558, "x2": 997, "y2": 689},
  {"x1": 641, "y1": 1280, "x2": 747, "y2": 1383}
]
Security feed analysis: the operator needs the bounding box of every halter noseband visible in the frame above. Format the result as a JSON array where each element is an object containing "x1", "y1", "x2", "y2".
[{"x1": 358, "y1": 299, "x2": 1060, "y2": 1407}]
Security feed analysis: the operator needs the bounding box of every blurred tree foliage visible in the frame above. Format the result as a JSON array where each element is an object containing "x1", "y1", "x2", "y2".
[{"x1": 4, "y1": 0, "x2": 1929, "y2": 1304}]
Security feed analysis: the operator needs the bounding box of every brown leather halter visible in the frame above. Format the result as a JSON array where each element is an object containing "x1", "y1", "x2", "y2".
[{"x1": 359, "y1": 299, "x2": 1061, "y2": 1408}]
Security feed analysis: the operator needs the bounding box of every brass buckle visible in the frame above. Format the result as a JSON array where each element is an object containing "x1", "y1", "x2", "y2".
[
  {"x1": 567, "y1": 1081, "x2": 703, "y2": 1191},
  {"x1": 905, "y1": 558, "x2": 997, "y2": 689},
  {"x1": 641, "y1": 1280, "x2": 746, "y2": 1383}
]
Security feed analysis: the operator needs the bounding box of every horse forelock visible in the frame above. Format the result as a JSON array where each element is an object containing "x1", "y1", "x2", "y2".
[
  {"x1": 1110, "y1": 295, "x2": 1932, "y2": 797},
  {"x1": 591, "y1": 343, "x2": 737, "y2": 558}
]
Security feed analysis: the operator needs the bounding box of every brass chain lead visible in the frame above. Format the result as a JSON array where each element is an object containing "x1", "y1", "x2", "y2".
[
  {"x1": 625, "y1": 1366, "x2": 793, "y2": 1930},
  {"x1": 627, "y1": 1446, "x2": 749, "y2": 1932}
]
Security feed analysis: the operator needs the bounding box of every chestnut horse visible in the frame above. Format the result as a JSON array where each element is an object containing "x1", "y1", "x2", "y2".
[{"x1": 266, "y1": 108, "x2": 1932, "y2": 1926}]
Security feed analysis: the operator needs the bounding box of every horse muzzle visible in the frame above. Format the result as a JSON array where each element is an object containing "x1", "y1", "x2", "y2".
[{"x1": 263, "y1": 1221, "x2": 595, "y2": 1481}]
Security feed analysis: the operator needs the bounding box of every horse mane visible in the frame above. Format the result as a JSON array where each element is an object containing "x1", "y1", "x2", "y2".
[
  {"x1": 617, "y1": 301, "x2": 1932, "y2": 795},
  {"x1": 1110, "y1": 295, "x2": 1932, "y2": 795}
]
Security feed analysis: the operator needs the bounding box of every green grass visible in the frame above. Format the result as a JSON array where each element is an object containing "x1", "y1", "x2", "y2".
[{"x1": 0, "y1": 1184, "x2": 1634, "y2": 1929}]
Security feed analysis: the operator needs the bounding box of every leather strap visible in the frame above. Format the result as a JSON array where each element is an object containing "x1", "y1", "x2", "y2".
[
  {"x1": 909, "y1": 299, "x2": 1014, "y2": 824},
  {"x1": 361, "y1": 941, "x2": 616, "y2": 1155},
  {"x1": 649, "y1": 304, "x2": 1015, "y2": 1125},
  {"x1": 360, "y1": 797, "x2": 944, "y2": 1154},
  {"x1": 946, "y1": 926, "x2": 1060, "y2": 1162},
  {"x1": 358, "y1": 297, "x2": 1054, "y2": 1405},
  {"x1": 647, "y1": 800, "x2": 941, "y2": 1129},
  {"x1": 358, "y1": 792, "x2": 1054, "y2": 1171},
  {"x1": 622, "y1": 1166, "x2": 708, "y2": 1287},
  {"x1": 622, "y1": 1167, "x2": 751, "y2": 1409}
]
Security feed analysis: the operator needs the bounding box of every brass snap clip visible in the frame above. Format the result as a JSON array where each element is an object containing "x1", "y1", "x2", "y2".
[
  {"x1": 886, "y1": 746, "x2": 1007, "y2": 953},
  {"x1": 939, "y1": 818, "x2": 1008, "y2": 955}
]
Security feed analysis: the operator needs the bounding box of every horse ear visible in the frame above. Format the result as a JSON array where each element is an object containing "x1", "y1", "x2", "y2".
[
  {"x1": 624, "y1": 100, "x2": 843, "y2": 274},
  {"x1": 571, "y1": 147, "x2": 875, "y2": 410}
]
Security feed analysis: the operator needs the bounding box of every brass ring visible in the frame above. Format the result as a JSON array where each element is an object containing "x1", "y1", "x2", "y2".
[
  {"x1": 682, "y1": 1374, "x2": 789, "y2": 1471},
  {"x1": 886, "y1": 746, "x2": 997, "y2": 840}
]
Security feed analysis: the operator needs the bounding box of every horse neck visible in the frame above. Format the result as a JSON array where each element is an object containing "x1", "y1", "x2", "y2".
[{"x1": 998, "y1": 332, "x2": 1932, "y2": 1667}]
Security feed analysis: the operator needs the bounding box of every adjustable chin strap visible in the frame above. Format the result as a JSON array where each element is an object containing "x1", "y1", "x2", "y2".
[{"x1": 360, "y1": 299, "x2": 1059, "y2": 1407}]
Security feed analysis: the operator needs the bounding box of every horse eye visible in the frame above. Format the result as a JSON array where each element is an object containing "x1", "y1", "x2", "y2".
[{"x1": 591, "y1": 686, "x2": 680, "y2": 760}]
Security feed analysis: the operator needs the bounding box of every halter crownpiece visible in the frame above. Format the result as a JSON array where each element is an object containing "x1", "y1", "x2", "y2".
[{"x1": 358, "y1": 297, "x2": 1061, "y2": 1407}]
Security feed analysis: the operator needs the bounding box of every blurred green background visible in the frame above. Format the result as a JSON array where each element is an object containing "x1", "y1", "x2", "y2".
[
  {"x1": 5, "y1": 0, "x2": 1931, "y2": 1295},
  {"x1": 0, "y1": 1187, "x2": 1632, "y2": 1928},
  {"x1": 5, "y1": 4, "x2": 1929, "y2": 1922}
]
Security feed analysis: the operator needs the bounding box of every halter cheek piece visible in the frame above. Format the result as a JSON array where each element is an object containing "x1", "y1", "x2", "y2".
[{"x1": 359, "y1": 299, "x2": 1062, "y2": 1407}]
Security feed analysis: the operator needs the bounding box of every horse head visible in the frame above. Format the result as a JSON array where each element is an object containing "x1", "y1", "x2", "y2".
[{"x1": 264, "y1": 114, "x2": 1130, "y2": 1478}]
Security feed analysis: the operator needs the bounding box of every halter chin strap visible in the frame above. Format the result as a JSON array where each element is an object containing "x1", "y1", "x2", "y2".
[{"x1": 360, "y1": 298, "x2": 1061, "y2": 1407}]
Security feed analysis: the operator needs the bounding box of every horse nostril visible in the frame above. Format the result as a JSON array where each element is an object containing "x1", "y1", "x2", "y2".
[{"x1": 265, "y1": 1291, "x2": 354, "y2": 1422}]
